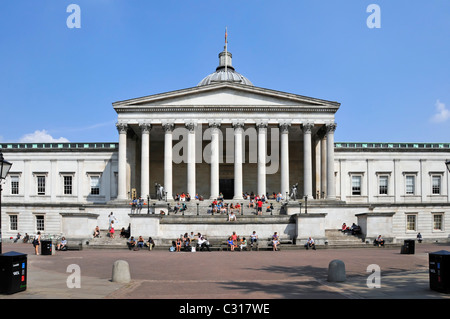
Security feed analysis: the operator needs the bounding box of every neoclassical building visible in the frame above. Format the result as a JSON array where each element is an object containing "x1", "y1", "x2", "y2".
[
  {"x1": 112, "y1": 48, "x2": 339, "y2": 203},
  {"x1": 1, "y1": 47, "x2": 449, "y2": 245}
]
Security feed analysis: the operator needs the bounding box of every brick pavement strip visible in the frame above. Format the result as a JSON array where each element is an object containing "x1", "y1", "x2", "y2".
[{"x1": 0, "y1": 242, "x2": 450, "y2": 300}]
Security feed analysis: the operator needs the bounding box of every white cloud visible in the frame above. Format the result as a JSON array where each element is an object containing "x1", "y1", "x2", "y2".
[
  {"x1": 431, "y1": 100, "x2": 450, "y2": 123},
  {"x1": 18, "y1": 130, "x2": 70, "y2": 143}
]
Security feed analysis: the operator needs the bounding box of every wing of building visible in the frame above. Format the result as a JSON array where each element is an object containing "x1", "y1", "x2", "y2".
[{"x1": 1, "y1": 47, "x2": 449, "y2": 247}]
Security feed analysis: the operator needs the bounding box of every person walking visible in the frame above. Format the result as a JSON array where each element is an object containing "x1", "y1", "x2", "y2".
[{"x1": 33, "y1": 231, "x2": 41, "y2": 255}]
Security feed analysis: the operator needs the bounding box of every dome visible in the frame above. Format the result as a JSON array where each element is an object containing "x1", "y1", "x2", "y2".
[{"x1": 197, "y1": 49, "x2": 253, "y2": 87}]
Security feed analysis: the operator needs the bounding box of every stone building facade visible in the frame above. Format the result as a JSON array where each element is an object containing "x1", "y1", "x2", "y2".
[{"x1": 1, "y1": 48, "x2": 449, "y2": 245}]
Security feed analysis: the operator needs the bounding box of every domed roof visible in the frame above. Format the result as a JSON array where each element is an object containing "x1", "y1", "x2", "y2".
[{"x1": 197, "y1": 49, "x2": 253, "y2": 87}]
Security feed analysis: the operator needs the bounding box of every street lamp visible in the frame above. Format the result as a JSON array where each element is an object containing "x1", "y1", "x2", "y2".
[
  {"x1": 304, "y1": 195, "x2": 308, "y2": 214},
  {"x1": 446, "y1": 160, "x2": 450, "y2": 173},
  {"x1": 0, "y1": 152, "x2": 13, "y2": 255}
]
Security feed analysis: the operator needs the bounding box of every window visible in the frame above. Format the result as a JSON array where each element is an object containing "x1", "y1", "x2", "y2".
[
  {"x1": 433, "y1": 214, "x2": 443, "y2": 231},
  {"x1": 37, "y1": 176, "x2": 46, "y2": 195},
  {"x1": 10, "y1": 176, "x2": 19, "y2": 195},
  {"x1": 406, "y1": 214, "x2": 416, "y2": 231},
  {"x1": 352, "y1": 176, "x2": 361, "y2": 195},
  {"x1": 9, "y1": 215, "x2": 18, "y2": 231},
  {"x1": 64, "y1": 175, "x2": 73, "y2": 195},
  {"x1": 36, "y1": 215, "x2": 45, "y2": 231},
  {"x1": 432, "y1": 176, "x2": 441, "y2": 195},
  {"x1": 90, "y1": 176, "x2": 100, "y2": 195},
  {"x1": 379, "y1": 176, "x2": 388, "y2": 195},
  {"x1": 405, "y1": 175, "x2": 415, "y2": 195}
]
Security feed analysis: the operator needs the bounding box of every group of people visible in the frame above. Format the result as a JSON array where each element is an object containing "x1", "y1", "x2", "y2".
[
  {"x1": 341, "y1": 222, "x2": 362, "y2": 235},
  {"x1": 227, "y1": 231, "x2": 247, "y2": 251},
  {"x1": 174, "y1": 192, "x2": 192, "y2": 202},
  {"x1": 226, "y1": 231, "x2": 281, "y2": 251},
  {"x1": 127, "y1": 236, "x2": 155, "y2": 250},
  {"x1": 208, "y1": 199, "x2": 241, "y2": 215},
  {"x1": 130, "y1": 197, "x2": 145, "y2": 213},
  {"x1": 244, "y1": 194, "x2": 275, "y2": 216},
  {"x1": 172, "y1": 232, "x2": 211, "y2": 252}
]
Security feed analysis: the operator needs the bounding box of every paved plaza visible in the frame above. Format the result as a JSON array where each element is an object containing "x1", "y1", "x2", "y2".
[{"x1": 1, "y1": 242, "x2": 449, "y2": 302}]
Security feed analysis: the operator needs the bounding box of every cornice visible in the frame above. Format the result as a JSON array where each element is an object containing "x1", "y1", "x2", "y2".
[{"x1": 114, "y1": 105, "x2": 339, "y2": 113}]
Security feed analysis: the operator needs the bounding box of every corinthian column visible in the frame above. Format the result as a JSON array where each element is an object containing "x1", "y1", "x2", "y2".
[
  {"x1": 163, "y1": 123, "x2": 174, "y2": 200},
  {"x1": 303, "y1": 123, "x2": 314, "y2": 200},
  {"x1": 233, "y1": 122, "x2": 244, "y2": 200},
  {"x1": 186, "y1": 123, "x2": 196, "y2": 198},
  {"x1": 257, "y1": 122, "x2": 267, "y2": 197},
  {"x1": 326, "y1": 123, "x2": 337, "y2": 200},
  {"x1": 116, "y1": 123, "x2": 128, "y2": 200},
  {"x1": 139, "y1": 123, "x2": 151, "y2": 198},
  {"x1": 209, "y1": 122, "x2": 221, "y2": 199},
  {"x1": 279, "y1": 123, "x2": 290, "y2": 199}
]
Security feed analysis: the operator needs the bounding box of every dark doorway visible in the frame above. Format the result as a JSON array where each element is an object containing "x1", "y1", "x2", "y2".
[{"x1": 219, "y1": 179, "x2": 234, "y2": 199}]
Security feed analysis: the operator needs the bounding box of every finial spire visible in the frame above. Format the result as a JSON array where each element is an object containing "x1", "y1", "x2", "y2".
[{"x1": 224, "y1": 27, "x2": 228, "y2": 72}]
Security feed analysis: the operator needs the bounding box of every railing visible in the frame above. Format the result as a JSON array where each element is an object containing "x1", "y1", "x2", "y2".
[
  {"x1": 0, "y1": 143, "x2": 118, "y2": 150},
  {"x1": 335, "y1": 142, "x2": 450, "y2": 149}
]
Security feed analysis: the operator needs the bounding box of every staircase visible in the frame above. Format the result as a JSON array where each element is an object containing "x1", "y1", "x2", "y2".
[
  {"x1": 324, "y1": 229, "x2": 367, "y2": 248},
  {"x1": 85, "y1": 230, "x2": 128, "y2": 249},
  {"x1": 155, "y1": 199, "x2": 287, "y2": 216}
]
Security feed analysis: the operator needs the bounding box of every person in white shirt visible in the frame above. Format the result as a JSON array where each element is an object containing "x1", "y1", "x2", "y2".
[
  {"x1": 250, "y1": 231, "x2": 258, "y2": 248},
  {"x1": 304, "y1": 237, "x2": 316, "y2": 250},
  {"x1": 197, "y1": 236, "x2": 211, "y2": 251}
]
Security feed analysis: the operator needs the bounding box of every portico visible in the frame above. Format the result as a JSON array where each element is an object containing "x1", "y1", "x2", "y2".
[{"x1": 113, "y1": 49, "x2": 340, "y2": 201}]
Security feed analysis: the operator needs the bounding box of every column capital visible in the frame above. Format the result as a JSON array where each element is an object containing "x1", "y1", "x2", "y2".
[
  {"x1": 302, "y1": 123, "x2": 314, "y2": 133},
  {"x1": 116, "y1": 122, "x2": 128, "y2": 134},
  {"x1": 162, "y1": 123, "x2": 175, "y2": 132},
  {"x1": 232, "y1": 122, "x2": 245, "y2": 131},
  {"x1": 208, "y1": 121, "x2": 221, "y2": 130},
  {"x1": 185, "y1": 122, "x2": 196, "y2": 132},
  {"x1": 139, "y1": 123, "x2": 152, "y2": 133},
  {"x1": 256, "y1": 122, "x2": 268, "y2": 131},
  {"x1": 279, "y1": 123, "x2": 291, "y2": 133},
  {"x1": 326, "y1": 123, "x2": 337, "y2": 133}
]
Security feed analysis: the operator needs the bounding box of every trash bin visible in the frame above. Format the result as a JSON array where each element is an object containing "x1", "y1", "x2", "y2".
[
  {"x1": 41, "y1": 240, "x2": 54, "y2": 255},
  {"x1": 0, "y1": 251, "x2": 27, "y2": 294},
  {"x1": 429, "y1": 250, "x2": 450, "y2": 293},
  {"x1": 401, "y1": 239, "x2": 415, "y2": 254}
]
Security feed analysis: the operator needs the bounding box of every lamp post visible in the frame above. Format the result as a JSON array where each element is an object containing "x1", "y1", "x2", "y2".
[
  {"x1": 0, "y1": 152, "x2": 13, "y2": 255},
  {"x1": 446, "y1": 160, "x2": 450, "y2": 173},
  {"x1": 304, "y1": 195, "x2": 308, "y2": 214}
]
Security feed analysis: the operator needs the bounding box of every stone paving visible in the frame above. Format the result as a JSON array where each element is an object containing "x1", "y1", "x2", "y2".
[{"x1": 0, "y1": 242, "x2": 449, "y2": 301}]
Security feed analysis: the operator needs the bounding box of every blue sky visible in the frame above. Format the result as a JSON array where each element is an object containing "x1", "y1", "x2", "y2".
[{"x1": 0, "y1": 0, "x2": 449, "y2": 143}]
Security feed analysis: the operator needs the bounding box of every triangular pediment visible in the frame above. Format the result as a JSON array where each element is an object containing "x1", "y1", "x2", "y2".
[{"x1": 113, "y1": 83, "x2": 340, "y2": 111}]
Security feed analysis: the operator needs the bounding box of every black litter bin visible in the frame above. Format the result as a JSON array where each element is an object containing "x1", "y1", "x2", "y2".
[
  {"x1": 429, "y1": 250, "x2": 450, "y2": 293},
  {"x1": 401, "y1": 239, "x2": 415, "y2": 254},
  {"x1": 0, "y1": 251, "x2": 27, "y2": 294},
  {"x1": 41, "y1": 240, "x2": 53, "y2": 255}
]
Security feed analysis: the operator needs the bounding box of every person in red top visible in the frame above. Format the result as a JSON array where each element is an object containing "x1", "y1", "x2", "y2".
[{"x1": 257, "y1": 199, "x2": 263, "y2": 215}]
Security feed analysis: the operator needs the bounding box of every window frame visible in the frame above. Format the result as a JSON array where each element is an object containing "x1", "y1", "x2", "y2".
[
  {"x1": 10, "y1": 175, "x2": 20, "y2": 195},
  {"x1": 406, "y1": 213, "x2": 417, "y2": 232},
  {"x1": 35, "y1": 215, "x2": 45, "y2": 232},
  {"x1": 432, "y1": 213, "x2": 444, "y2": 232},
  {"x1": 405, "y1": 174, "x2": 416, "y2": 195},
  {"x1": 378, "y1": 175, "x2": 389, "y2": 195},
  {"x1": 9, "y1": 214, "x2": 18, "y2": 231},
  {"x1": 89, "y1": 175, "x2": 101, "y2": 196},
  {"x1": 349, "y1": 172, "x2": 364, "y2": 197}
]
